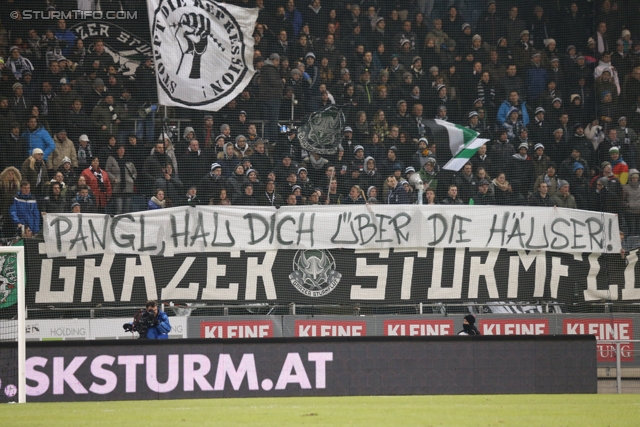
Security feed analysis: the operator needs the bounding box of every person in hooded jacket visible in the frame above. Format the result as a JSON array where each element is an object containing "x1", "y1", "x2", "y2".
[
  {"x1": 458, "y1": 314, "x2": 481, "y2": 335},
  {"x1": 22, "y1": 117, "x2": 55, "y2": 161}
]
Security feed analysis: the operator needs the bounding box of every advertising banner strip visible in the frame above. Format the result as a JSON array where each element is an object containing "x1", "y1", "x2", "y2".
[
  {"x1": 11, "y1": 336, "x2": 596, "y2": 401},
  {"x1": 41, "y1": 205, "x2": 621, "y2": 258}
]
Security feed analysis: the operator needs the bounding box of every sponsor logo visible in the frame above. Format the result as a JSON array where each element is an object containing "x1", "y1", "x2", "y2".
[
  {"x1": 563, "y1": 318, "x2": 634, "y2": 362},
  {"x1": 384, "y1": 320, "x2": 454, "y2": 336},
  {"x1": 151, "y1": 0, "x2": 249, "y2": 106},
  {"x1": 481, "y1": 319, "x2": 549, "y2": 335},
  {"x1": 200, "y1": 320, "x2": 273, "y2": 338},
  {"x1": 25, "y1": 352, "x2": 333, "y2": 395},
  {"x1": 0, "y1": 254, "x2": 17, "y2": 309},
  {"x1": 289, "y1": 250, "x2": 341, "y2": 297},
  {"x1": 295, "y1": 320, "x2": 366, "y2": 337}
]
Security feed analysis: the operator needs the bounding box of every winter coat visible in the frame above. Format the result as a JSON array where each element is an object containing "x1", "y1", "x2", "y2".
[
  {"x1": 20, "y1": 156, "x2": 49, "y2": 196},
  {"x1": 81, "y1": 166, "x2": 112, "y2": 208},
  {"x1": 22, "y1": 126, "x2": 56, "y2": 161},
  {"x1": 105, "y1": 156, "x2": 137, "y2": 194},
  {"x1": 48, "y1": 136, "x2": 79, "y2": 170},
  {"x1": 146, "y1": 310, "x2": 171, "y2": 339},
  {"x1": 9, "y1": 191, "x2": 40, "y2": 233},
  {"x1": 259, "y1": 61, "x2": 284, "y2": 100},
  {"x1": 623, "y1": 181, "x2": 640, "y2": 214},
  {"x1": 551, "y1": 193, "x2": 577, "y2": 209}
]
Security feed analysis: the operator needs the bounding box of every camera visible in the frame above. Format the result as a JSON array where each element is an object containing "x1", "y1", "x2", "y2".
[{"x1": 123, "y1": 309, "x2": 157, "y2": 338}]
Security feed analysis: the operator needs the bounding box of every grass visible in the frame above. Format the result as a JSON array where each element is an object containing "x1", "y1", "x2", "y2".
[{"x1": 1, "y1": 395, "x2": 638, "y2": 426}]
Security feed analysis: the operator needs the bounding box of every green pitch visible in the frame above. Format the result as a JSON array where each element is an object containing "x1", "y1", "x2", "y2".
[{"x1": 1, "y1": 395, "x2": 638, "y2": 426}]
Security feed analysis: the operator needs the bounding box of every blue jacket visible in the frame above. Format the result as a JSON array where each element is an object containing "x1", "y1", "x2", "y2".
[
  {"x1": 147, "y1": 310, "x2": 171, "y2": 339},
  {"x1": 9, "y1": 192, "x2": 41, "y2": 233},
  {"x1": 497, "y1": 100, "x2": 529, "y2": 126},
  {"x1": 22, "y1": 126, "x2": 56, "y2": 161},
  {"x1": 147, "y1": 199, "x2": 163, "y2": 210}
]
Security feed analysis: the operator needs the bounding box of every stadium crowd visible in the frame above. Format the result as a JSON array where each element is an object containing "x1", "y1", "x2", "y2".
[{"x1": 1, "y1": 0, "x2": 640, "y2": 238}]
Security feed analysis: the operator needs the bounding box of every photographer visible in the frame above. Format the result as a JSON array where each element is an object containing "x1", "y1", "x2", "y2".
[{"x1": 124, "y1": 300, "x2": 172, "y2": 339}]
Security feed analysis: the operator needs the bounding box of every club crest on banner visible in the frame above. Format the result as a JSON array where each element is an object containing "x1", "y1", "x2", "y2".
[
  {"x1": 0, "y1": 253, "x2": 17, "y2": 309},
  {"x1": 297, "y1": 106, "x2": 346, "y2": 154},
  {"x1": 148, "y1": 0, "x2": 257, "y2": 109},
  {"x1": 289, "y1": 250, "x2": 342, "y2": 297}
]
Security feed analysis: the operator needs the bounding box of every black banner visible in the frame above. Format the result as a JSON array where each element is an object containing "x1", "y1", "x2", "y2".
[
  {"x1": 4, "y1": 336, "x2": 596, "y2": 401},
  {"x1": 23, "y1": 240, "x2": 639, "y2": 308}
]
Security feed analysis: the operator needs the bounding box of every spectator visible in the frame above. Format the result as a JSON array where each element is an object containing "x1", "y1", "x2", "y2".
[
  {"x1": 11, "y1": 82, "x2": 33, "y2": 123},
  {"x1": 71, "y1": 185, "x2": 96, "y2": 213},
  {"x1": 91, "y1": 94, "x2": 127, "y2": 144},
  {"x1": 81, "y1": 157, "x2": 112, "y2": 211},
  {"x1": 41, "y1": 181, "x2": 67, "y2": 214},
  {"x1": 6, "y1": 46, "x2": 34, "y2": 80},
  {"x1": 21, "y1": 148, "x2": 49, "y2": 198},
  {"x1": 181, "y1": 186, "x2": 202, "y2": 207},
  {"x1": 179, "y1": 139, "x2": 210, "y2": 190},
  {"x1": 0, "y1": 167, "x2": 22, "y2": 236},
  {"x1": 64, "y1": 99, "x2": 92, "y2": 144},
  {"x1": 199, "y1": 163, "x2": 225, "y2": 202},
  {"x1": 47, "y1": 129, "x2": 78, "y2": 171},
  {"x1": 441, "y1": 184, "x2": 464, "y2": 205},
  {"x1": 105, "y1": 145, "x2": 136, "y2": 215},
  {"x1": 22, "y1": 117, "x2": 55, "y2": 162},
  {"x1": 259, "y1": 179, "x2": 283, "y2": 208},
  {"x1": 343, "y1": 185, "x2": 366, "y2": 204},
  {"x1": 147, "y1": 188, "x2": 167, "y2": 210},
  {"x1": 259, "y1": 53, "x2": 284, "y2": 143},
  {"x1": 386, "y1": 175, "x2": 410, "y2": 204},
  {"x1": 623, "y1": 170, "x2": 640, "y2": 235},
  {"x1": 609, "y1": 146, "x2": 629, "y2": 184},
  {"x1": 491, "y1": 171, "x2": 521, "y2": 206},
  {"x1": 236, "y1": 182, "x2": 258, "y2": 206},
  {"x1": 1, "y1": 122, "x2": 29, "y2": 169},
  {"x1": 534, "y1": 164, "x2": 559, "y2": 197},
  {"x1": 552, "y1": 180, "x2": 577, "y2": 208},
  {"x1": 9, "y1": 180, "x2": 40, "y2": 237},
  {"x1": 529, "y1": 181, "x2": 553, "y2": 207},
  {"x1": 472, "y1": 179, "x2": 496, "y2": 205}
]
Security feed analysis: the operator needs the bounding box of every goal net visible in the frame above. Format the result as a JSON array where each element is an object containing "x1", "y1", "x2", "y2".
[{"x1": 0, "y1": 244, "x2": 26, "y2": 404}]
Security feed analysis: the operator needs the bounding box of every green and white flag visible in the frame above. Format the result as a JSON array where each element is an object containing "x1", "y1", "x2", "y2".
[{"x1": 427, "y1": 119, "x2": 489, "y2": 171}]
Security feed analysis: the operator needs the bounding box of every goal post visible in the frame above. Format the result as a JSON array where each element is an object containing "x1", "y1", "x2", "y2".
[{"x1": 0, "y1": 245, "x2": 26, "y2": 404}]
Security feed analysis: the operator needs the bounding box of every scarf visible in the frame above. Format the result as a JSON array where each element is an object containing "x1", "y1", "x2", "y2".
[
  {"x1": 610, "y1": 155, "x2": 625, "y2": 167},
  {"x1": 512, "y1": 153, "x2": 528, "y2": 161},
  {"x1": 151, "y1": 196, "x2": 166, "y2": 208},
  {"x1": 265, "y1": 191, "x2": 276, "y2": 206},
  {"x1": 108, "y1": 104, "x2": 118, "y2": 121},
  {"x1": 492, "y1": 178, "x2": 509, "y2": 191},
  {"x1": 543, "y1": 174, "x2": 554, "y2": 185},
  {"x1": 89, "y1": 165, "x2": 106, "y2": 193}
]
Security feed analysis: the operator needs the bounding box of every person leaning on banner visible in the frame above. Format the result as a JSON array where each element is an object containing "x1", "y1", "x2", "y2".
[{"x1": 458, "y1": 314, "x2": 481, "y2": 336}]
